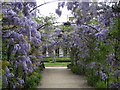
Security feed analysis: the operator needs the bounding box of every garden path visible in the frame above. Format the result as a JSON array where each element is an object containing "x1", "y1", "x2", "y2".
[{"x1": 38, "y1": 67, "x2": 92, "y2": 88}]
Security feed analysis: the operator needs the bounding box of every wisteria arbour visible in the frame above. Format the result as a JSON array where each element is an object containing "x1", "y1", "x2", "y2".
[
  {"x1": 55, "y1": 1, "x2": 120, "y2": 88},
  {"x1": 1, "y1": 1, "x2": 120, "y2": 89},
  {"x1": 2, "y1": 2, "x2": 43, "y2": 88}
]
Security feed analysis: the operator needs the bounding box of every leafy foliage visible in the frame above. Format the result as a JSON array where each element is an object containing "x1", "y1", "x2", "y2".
[
  {"x1": 1, "y1": 1, "x2": 120, "y2": 89},
  {"x1": 56, "y1": 1, "x2": 120, "y2": 88},
  {"x1": 44, "y1": 58, "x2": 71, "y2": 62}
]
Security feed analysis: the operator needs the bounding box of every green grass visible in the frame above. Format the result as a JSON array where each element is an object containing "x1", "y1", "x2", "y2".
[
  {"x1": 44, "y1": 58, "x2": 71, "y2": 62},
  {"x1": 56, "y1": 58, "x2": 71, "y2": 62},
  {"x1": 44, "y1": 62, "x2": 70, "y2": 67}
]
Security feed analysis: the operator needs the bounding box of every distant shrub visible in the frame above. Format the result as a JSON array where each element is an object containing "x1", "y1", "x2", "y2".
[
  {"x1": 95, "y1": 81, "x2": 108, "y2": 88},
  {"x1": 56, "y1": 58, "x2": 71, "y2": 62},
  {"x1": 25, "y1": 71, "x2": 42, "y2": 88},
  {"x1": 86, "y1": 73, "x2": 100, "y2": 86},
  {"x1": 71, "y1": 65, "x2": 83, "y2": 75},
  {"x1": 44, "y1": 58, "x2": 53, "y2": 62},
  {"x1": 44, "y1": 58, "x2": 71, "y2": 62}
]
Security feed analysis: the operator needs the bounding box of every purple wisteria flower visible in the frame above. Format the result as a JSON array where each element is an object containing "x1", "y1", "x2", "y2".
[
  {"x1": 18, "y1": 34, "x2": 24, "y2": 40},
  {"x1": 12, "y1": 44, "x2": 20, "y2": 54},
  {"x1": 109, "y1": 82, "x2": 120, "y2": 88},
  {"x1": 22, "y1": 61, "x2": 28, "y2": 71},
  {"x1": 28, "y1": 68, "x2": 33, "y2": 73},
  {"x1": 100, "y1": 71, "x2": 108, "y2": 81},
  {"x1": 33, "y1": 67, "x2": 39, "y2": 70},
  {"x1": 55, "y1": 9, "x2": 62, "y2": 16},
  {"x1": 29, "y1": 55, "x2": 36, "y2": 59},
  {"x1": 31, "y1": 37, "x2": 42, "y2": 46},
  {"x1": 106, "y1": 53, "x2": 115, "y2": 65},
  {"x1": 67, "y1": 2, "x2": 73, "y2": 10},
  {"x1": 94, "y1": 47, "x2": 100, "y2": 51},
  {"x1": 35, "y1": 32, "x2": 41, "y2": 39},
  {"x1": 6, "y1": 73, "x2": 14, "y2": 78},
  {"x1": 7, "y1": 10, "x2": 16, "y2": 16},
  {"x1": 2, "y1": 31, "x2": 12, "y2": 37},
  {"x1": 15, "y1": 61, "x2": 19, "y2": 68},
  {"x1": 17, "y1": 78, "x2": 24, "y2": 85},
  {"x1": 77, "y1": 61, "x2": 85, "y2": 67},
  {"x1": 86, "y1": 62, "x2": 96, "y2": 69},
  {"x1": 114, "y1": 70, "x2": 120, "y2": 79},
  {"x1": 5, "y1": 67, "x2": 10, "y2": 74},
  {"x1": 19, "y1": 79, "x2": 24, "y2": 85},
  {"x1": 14, "y1": 2, "x2": 23, "y2": 10},
  {"x1": 10, "y1": 32, "x2": 18, "y2": 38},
  {"x1": 95, "y1": 71, "x2": 99, "y2": 75},
  {"x1": 3, "y1": 76, "x2": 8, "y2": 86},
  {"x1": 7, "y1": 38, "x2": 15, "y2": 48},
  {"x1": 2, "y1": 9, "x2": 8, "y2": 15}
]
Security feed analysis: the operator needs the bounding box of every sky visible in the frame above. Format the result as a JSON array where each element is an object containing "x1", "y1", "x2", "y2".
[
  {"x1": 36, "y1": 0, "x2": 118, "y2": 23},
  {"x1": 36, "y1": 0, "x2": 72, "y2": 23}
]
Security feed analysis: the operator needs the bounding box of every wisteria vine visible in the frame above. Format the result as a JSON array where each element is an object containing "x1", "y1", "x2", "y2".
[{"x1": 1, "y1": 0, "x2": 120, "y2": 89}]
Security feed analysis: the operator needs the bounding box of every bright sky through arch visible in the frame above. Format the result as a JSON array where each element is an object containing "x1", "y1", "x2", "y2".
[{"x1": 36, "y1": 0, "x2": 72, "y2": 23}]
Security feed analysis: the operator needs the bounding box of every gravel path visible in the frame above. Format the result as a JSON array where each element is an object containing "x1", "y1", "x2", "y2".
[{"x1": 38, "y1": 67, "x2": 92, "y2": 88}]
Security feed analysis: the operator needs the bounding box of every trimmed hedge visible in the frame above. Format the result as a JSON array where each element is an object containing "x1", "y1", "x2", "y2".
[
  {"x1": 44, "y1": 58, "x2": 71, "y2": 62},
  {"x1": 44, "y1": 58, "x2": 53, "y2": 62},
  {"x1": 56, "y1": 58, "x2": 71, "y2": 62}
]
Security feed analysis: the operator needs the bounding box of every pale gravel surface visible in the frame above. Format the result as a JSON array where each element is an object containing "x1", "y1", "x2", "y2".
[{"x1": 38, "y1": 67, "x2": 93, "y2": 88}]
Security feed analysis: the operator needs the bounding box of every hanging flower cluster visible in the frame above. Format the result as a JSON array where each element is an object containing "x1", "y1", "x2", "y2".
[
  {"x1": 56, "y1": 1, "x2": 120, "y2": 88},
  {"x1": 2, "y1": 2, "x2": 43, "y2": 88}
]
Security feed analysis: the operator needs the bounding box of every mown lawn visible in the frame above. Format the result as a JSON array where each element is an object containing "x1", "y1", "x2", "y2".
[{"x1": 44, "y1": 62, "x2": 70, "y2": 67}]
